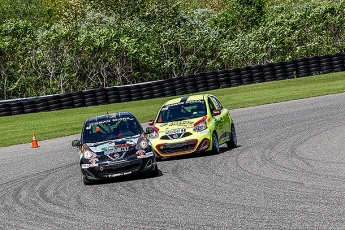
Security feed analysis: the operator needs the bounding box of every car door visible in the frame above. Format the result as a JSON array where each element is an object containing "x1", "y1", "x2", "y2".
[
  {"x1": 210, "y1": 96, "x2": 230, "y2": 144},
  {"x1": 207, "y1": 96, "x2": 224, "y2": 142}
]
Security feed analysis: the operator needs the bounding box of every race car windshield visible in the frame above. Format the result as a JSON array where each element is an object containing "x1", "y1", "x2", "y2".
[
  {"x1": 84, "y1": 117, "x2": 141, "y2": 143},
  {"x1": 156, "y1": 100, "x2": 207, "y2": 123}
]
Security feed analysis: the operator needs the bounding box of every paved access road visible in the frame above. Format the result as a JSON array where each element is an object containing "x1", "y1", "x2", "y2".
[{"x1": 1, "y1": 93, "x2": 345, "y2": 229}]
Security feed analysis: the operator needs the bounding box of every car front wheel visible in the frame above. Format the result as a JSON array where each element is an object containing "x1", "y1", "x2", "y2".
[
  {"x1": 81, "y1": 172, "x2": 92, "y2": 185},
  {"x1": 149, "y1": 165, "x2": 159, "y2": 177},
  {"x1": 212, "y1": 132, "x2": 220, "y2": 154}
]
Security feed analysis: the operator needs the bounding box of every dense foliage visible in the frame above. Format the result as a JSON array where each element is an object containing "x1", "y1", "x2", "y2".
[{"x1": 0, "y1": 0, "x2": 344, "y2": 100}]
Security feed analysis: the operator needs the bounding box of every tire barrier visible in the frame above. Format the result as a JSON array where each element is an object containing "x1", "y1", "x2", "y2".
[
  {"x1": 140, "y1": 82, "x2": 154, "y2": 100},
  {"x1": 229, "y1": 68, "x2": 242, "y2": 86},
  {"x1": 150, "y1": 81, "x2": 165, "y2": 98},
  {"x1": 106, "y1": 87, "x2": 120, "y2": 104},
  {"x1": 284, "y1": 60, "x2": 298, "y2": 79},
  {"x1": 331, "y1": 53, "x2": 345, "y2": 72},
  {"x1": 251, "y1": 65, "x2": 265, "y2": 83},
  {"x1": 46, "y1": 95, "x2": 61, "y2": 111},
  {"x1": 195, "y1": 72, "x2": 208, "y2": 92},
  {"x1": 95, "y1": 88, "x2": 109, "y2": 105},
  {"x1": 205, "y1": 71, "x2": 220, "y2": 90},
  {"x1": 273, "y1": 62, "x2": 287, "y2": 80},
  {"x1": 172, "y1": 76, "x2": 186, "y2": 96},
  {"x1": 217, "y1": 70, "x2": 231, "y2": 88},
  {"x1": 307, "y1": 56, "x2": 321, "y2": 76},
  {"x1": 117, "y1": 86, "x2": 131, "y2": 102},
  {"x1": 183, "y1": 74, "x2": 199, "y2": 93},
  {"x1": 239, "y1": 66, "x2": 253, "y2": 85},
  {"x1": 34, "y1": 97, "x2": 50, "y2": 112},
  {"x1": 129, "y1": 85, "x2": 142, "y2": 101},
  {"x1": 319, "y1": 54, "x2": 333, "y2": 74},
  {"x1": 162, "y1": 78, "x2": 176, "y2": 97},
  {"x1": 71, "y1": 91, "x2": 85, "y2": 108},
  {"x1": 83, "y1": 89, "x2": 98, "y2": 106},
  {"x1": 59, "y1": 93, "x2": 74, "y2": 109},
  {"x1": 296, "y1": 57, "x2": 310, "y2": 77},
  {"x1": 0, "y1": 103, "x2": 12, "y2": 116},
  {"x1": 9, "y1": 101, "x2": 24, "y2": 115},
  {"x1": 1, "y1": 52, "x2": 344, "y2": 117},
  {"x1": 262, "y1": 63, "x2": 275, "y2": 82},
  {"x1": 22, "y1": 99, "x2": 36, "y2": 114}
]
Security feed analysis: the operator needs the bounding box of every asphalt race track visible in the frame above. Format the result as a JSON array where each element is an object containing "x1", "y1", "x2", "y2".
[{"x1": 1, "y1": 93, "x2": 345, "y2": 229}]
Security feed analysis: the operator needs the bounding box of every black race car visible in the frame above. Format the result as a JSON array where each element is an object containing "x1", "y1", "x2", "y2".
[{"x1": 72, "y1": 112, "x2": 159, "y2": 185}]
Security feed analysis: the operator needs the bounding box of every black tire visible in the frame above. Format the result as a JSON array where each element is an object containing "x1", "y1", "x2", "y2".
[
  {"x1": 106, "y1": 87, "x2": 121, "y2": 104},
  {"x1": 206, "y1": 72, "x2": 219, "y2": 90},
  {"x1": 59, "y1": 93, "x2": 74, "y2": 109},
  {"x1": 81, "y1": 172, "x2": 92, "y2": 185},
  {"x1": 211, "y1": 132, "x2": 220, "y2": 154},
  {"x1": 252, "y1": 72, "x2": 265, "y2": 83},
  {"x1": 241, "y1": 74, "x2": 254, "y2": 85},
  {"x1": 184, "y1": 75, "x2": 198, "y2": 93},
  {"x1": 95, "y1": 88, "x2": 109, "y2": 105},
  {"x1": 71, "y1": 91, "x2": 85, "y2": 108},
  {"x1": 83, "y1": 89, "x2": 98, "y2": 106},
  {"x1": 35, "y1": 98, "x2": 50, "y2": 112},
  {"x1": 149, "y1": 165, "x2": 159, "y2": 177},
  {"x1": 0, "y1": 103, "x2": 12, "y2": 116},
  {"x1": 47, "y1": 95, "x2": 61, "y2": 111},
  {"x1": 332, "y1": 66, "x2": 345, "y2": 72},
  {"x1": 229, "y1": 69, "x2": 242, "y2": 87},
  {"x1": 152, "y1": 88, "x2": 165, "y2": 98},
  {"x1": 226, "y1": 124, "x2": 237, "y2": 149},
  {"x1": 10, "y1": 102, "x2": 24, "y2": 115},
  {"x1": 22, "y1": 100, "x2": 36, "y2": 114}
]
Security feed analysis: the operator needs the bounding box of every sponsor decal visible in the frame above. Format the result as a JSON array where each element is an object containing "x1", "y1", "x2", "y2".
[
  {"x1": 108, "y1": 159, "x2": 130, "y2": 165},
  {"x1": 135, "y1": 137, "x2": 152, "y2": 158},
  {"x1": 165, "y1": 128, "x2": 186, "y2": 135},
  {"x1": 81, "y1": 164, "x2": 89, "y2": 169},
  {"x1": 200, "y1": 130, "x2": 210, "y2": 134},
  {"x1": 89, "y1": 157, "x2": 99, "y2": 166},
  {"x1": 105, "y1": 171, "x2": 132, "y2": 178},
  {"x1": 169, "y1": 120, "x2": 194, "y2": 126}
]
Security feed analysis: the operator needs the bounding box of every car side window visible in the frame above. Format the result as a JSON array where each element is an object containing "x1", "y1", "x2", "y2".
[
  {"x1": 208, "y1": 98, "x2": 217, "y2": 113},
  {"x1": 210, "y1": 96, "x2": 223, "y2": 110}
]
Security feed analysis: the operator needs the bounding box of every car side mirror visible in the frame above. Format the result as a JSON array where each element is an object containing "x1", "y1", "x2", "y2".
[
  {"x1": 212, "y1": 109, "x2": 221, "y2": 116},
  {"x1": 145, "y1": 127, "x2": 155, "y2": 135},
  {"x1": 72, "y1": 140, "x2": 82, "y2": 147},
  {"x1": 148, "y1": 120, "x2": 154, "y2": 126}
]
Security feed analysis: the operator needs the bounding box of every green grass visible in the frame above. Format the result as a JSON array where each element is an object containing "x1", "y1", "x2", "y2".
[{"x1": 1, "y1": 72, "x2": 344, "y2": 147}]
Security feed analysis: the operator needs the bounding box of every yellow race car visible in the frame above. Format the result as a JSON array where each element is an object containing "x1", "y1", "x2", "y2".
[{"x1": 146, "y1": 94, "x2": 237, "y2": 158}]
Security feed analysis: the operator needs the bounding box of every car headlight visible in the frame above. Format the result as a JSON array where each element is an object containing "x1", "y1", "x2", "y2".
[
  {"x1": 149, "y1": 131, "x2": 159, "y2": 139},
  {"x1": 193, "y1": 120, "x2": 207, "y2": 132},
  {"x1": 83, "y1": 150, "x2": 94, "y2": 159}
]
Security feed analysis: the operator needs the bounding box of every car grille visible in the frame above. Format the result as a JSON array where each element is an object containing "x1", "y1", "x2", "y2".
[
  {"x1": 160, "y1": 132, "x2": 193, "y2": 140},
  {"x1": 97, "y1": 163, "x2": 141, "y2": 177},
  {"x1": 157, "y1": 139, "x2": 198, "y2": 155}
]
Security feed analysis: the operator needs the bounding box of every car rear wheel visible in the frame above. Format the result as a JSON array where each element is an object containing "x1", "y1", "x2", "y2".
[
  {"x1": 226, "y1": 124, "x2": 237, "y2": 149},
  {"x1": 212, "y1": 132, "x2": 220, "y2": 154}
]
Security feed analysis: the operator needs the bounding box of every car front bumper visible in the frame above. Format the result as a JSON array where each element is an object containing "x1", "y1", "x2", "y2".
[
  {"x1": 151, "y1": 131, "x2": 213, "y2": 157},
  {"x1": 81, "y1": 156, "x2": 157, "y2": 181}
]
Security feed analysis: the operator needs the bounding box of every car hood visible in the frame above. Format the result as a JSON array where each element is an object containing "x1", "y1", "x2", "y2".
[
  {"x1": 153, "y1": 116, "x2": 208, "y2": 135},
  {"x1": 82, "y1": 135, "x2": 153, "y2": 164}
]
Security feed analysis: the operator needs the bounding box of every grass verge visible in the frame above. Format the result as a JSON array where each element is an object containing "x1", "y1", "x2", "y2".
[{"x1": 1, "y1": 72, "x2": 344, "y2": 147}]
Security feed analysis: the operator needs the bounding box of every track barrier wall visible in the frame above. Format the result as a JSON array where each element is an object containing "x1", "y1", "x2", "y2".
[{"x1": 1, "y1": 52, "x2": 344, "y2": 117}]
